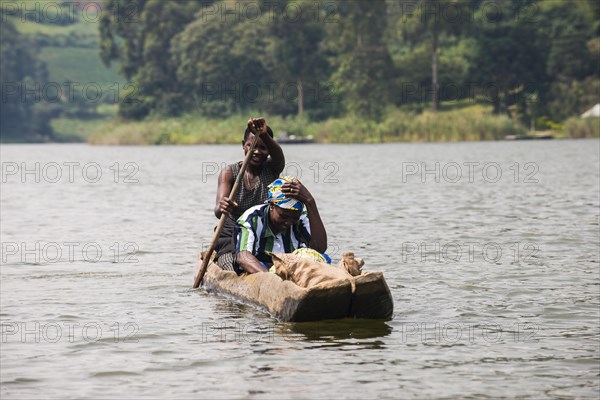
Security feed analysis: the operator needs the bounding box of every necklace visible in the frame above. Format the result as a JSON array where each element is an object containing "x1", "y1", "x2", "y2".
[{"x1": 244, "y1": 171, "x2": 259, "y2": 189}]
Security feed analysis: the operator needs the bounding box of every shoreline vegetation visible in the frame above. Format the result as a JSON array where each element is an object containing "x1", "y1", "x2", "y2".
[
  {"x1": 85, "y1": 104, "x2": 599, "y2": 145},
  {"x1": 3, "y1": 1, "x2": 598, "y2": 145}
]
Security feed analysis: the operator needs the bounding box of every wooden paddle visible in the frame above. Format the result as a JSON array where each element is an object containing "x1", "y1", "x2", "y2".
[{"x1": 193, "y1": 120, "x2": 264, "y2": 288}]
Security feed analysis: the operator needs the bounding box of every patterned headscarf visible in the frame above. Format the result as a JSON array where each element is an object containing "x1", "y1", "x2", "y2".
[{"x1": 266, "y1": 177, "x2": 304, "y2": 211}]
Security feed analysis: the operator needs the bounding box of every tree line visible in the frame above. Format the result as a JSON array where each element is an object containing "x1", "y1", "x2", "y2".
[
  {"x1": 98, "y1": 0, "x2": 598, "y2": 126},
  {"x1": 1, "y1": 0, "x2": 597, "y2": 141}
]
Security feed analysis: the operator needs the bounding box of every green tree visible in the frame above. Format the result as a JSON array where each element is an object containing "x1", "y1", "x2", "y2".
[
  {"x1": 267, "y1": 0, "x2": 330, "y2": 116},
  {"x1": 391, "y1": 35, "x2": 476, "y2": 105},
  {"x1": 171, "y1": 0, "x2": 271, "y2": 116},
  {"x1": 395, "y1": 0, "x2": 474, "y2": 111},
  {"x1": 99, "y1": 0, "x2": 203, "y2": 118},
  {"x1": 0, "y1": 19, "x2": 51, "y2": 141},
  {"x1": 327, "y1": 0, "x2": 395, "y2": 119},
  {"x1": 470, "y1": 0, "x2": 547, "y2": 120},
  {"x1": 538, "y1": 0, "x2": 598, "y2": 120},
  {"x1": 100, "y1": 0, "x2": 146, "y2": 80}
]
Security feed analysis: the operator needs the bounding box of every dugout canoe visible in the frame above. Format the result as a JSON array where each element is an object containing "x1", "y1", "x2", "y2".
[{"x1": 201, "y1": 261, "x2": 394, "y2": 322}]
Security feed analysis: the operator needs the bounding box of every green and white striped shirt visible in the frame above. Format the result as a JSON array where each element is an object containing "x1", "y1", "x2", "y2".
[{"x1": 235, "y1": 204, "x2": 311, "y2": 266}]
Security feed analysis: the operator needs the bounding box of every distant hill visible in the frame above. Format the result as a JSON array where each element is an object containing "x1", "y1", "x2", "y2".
[
  {"x1": 5, "y1": 1, "x2": 124, "y2": 86},
  {"x1": 2, "y1": 1, "x2": 125, "y2": 141}
]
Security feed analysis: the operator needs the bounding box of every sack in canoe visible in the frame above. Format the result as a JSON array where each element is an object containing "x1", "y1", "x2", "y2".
[{"x1": 271, "y1": 251, "x2": 366, "y2": 292}]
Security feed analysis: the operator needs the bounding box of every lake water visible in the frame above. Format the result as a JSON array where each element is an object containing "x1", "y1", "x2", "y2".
[{"x1": 1, "y1": 140, "x2": 599, "y2": 399}]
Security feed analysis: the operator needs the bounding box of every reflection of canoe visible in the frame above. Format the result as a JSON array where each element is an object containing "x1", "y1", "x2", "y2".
[
  {"x1": 201, "y1": 262, "x2": 394, "y2": 322},
  {"x1": 283, "y1": 318, "x2": 393, "y2": 340}
]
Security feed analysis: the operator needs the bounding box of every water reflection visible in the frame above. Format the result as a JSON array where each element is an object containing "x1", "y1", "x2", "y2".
[
  {"x1": 280, "y1": 319, "x2": 393, "y2": 341},
  {"x1": 202, "y1": 291, "x2": 393, "y2": 344}
]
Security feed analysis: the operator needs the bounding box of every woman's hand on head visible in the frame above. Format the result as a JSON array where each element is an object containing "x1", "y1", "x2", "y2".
[{"x1": 281, "y1": 179, "x2": 314, "y2": 205}]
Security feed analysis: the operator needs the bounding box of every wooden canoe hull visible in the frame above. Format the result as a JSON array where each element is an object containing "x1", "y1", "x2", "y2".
[{"x1": 202, "y1": 263, "x2": 394, "y2": 322}]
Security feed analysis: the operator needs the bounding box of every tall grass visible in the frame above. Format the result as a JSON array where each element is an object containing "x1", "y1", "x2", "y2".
[
  {"x1": 89, "y1": 105, "x2": 529, "y2": 144},
  {"x1": 316, "y1": 105, "x2": 525, "y2": 142},
  {"x1": 563, "y1": 117, "x2": 600, "y2": 138},
  {"x1": 89, "y1": 114, "x2": 247, "y2": 145},
  {"x1": 51, "y1": 104, "x2": 117, "y2": 142}
]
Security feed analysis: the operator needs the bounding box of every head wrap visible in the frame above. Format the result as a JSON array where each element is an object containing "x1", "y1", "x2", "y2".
[{"x1": 266, "y1": 177, "x2": 304, "y2": 211}]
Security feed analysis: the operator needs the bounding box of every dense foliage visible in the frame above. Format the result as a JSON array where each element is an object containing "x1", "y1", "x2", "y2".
[
  {"x1": 0, "y1": 19, "x2": 52, "y2": 141},
  {"x1": 97, "y1": 0, "x2": 598, "y2": 126},
  {"x1": 1, "y1": 0, "x2": 598, "y2": 141}
]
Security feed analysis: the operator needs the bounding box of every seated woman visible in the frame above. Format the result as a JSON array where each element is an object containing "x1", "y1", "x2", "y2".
[
  {"x1": 232, "y1": 177, "x2": 328, "y2": 274},
  {"x1": 213, "y1": 118, "x2": 285, "y2": 271}
]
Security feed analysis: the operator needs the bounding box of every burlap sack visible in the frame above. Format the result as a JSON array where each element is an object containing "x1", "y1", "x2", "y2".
[
  {"x1": 271, "y1": 252, "x2": 363, "y2": 293},
  {"x1": 338, "y1": 252, "x2": 364, "y2": 276}
]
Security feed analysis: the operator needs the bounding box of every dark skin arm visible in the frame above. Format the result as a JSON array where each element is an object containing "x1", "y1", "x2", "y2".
[
  {"x1": 235, "y1": 251, "x2": 269, "y2": 274},
  {"x1": 248, "y1": 117, "x2": 285, "y2": 175},
  {"x1": 213, "y1": 117, "x2": 285, "y2": 219},
  {"x1": 214, "y1": 166, "x2": 237, "y2": 219},
  {"x1": 281, "y1": 180, "x2": 328, "y2": 253}
]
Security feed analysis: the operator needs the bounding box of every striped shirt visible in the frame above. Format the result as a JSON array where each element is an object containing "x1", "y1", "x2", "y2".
[{"x1": 235, "y1": 204, "x2": 311, "y2": 265}]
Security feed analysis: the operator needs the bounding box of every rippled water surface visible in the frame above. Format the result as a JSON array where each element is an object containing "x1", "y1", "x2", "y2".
[{"x1": 1, "y1": 141, "x2": 599, "y2": 399}]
